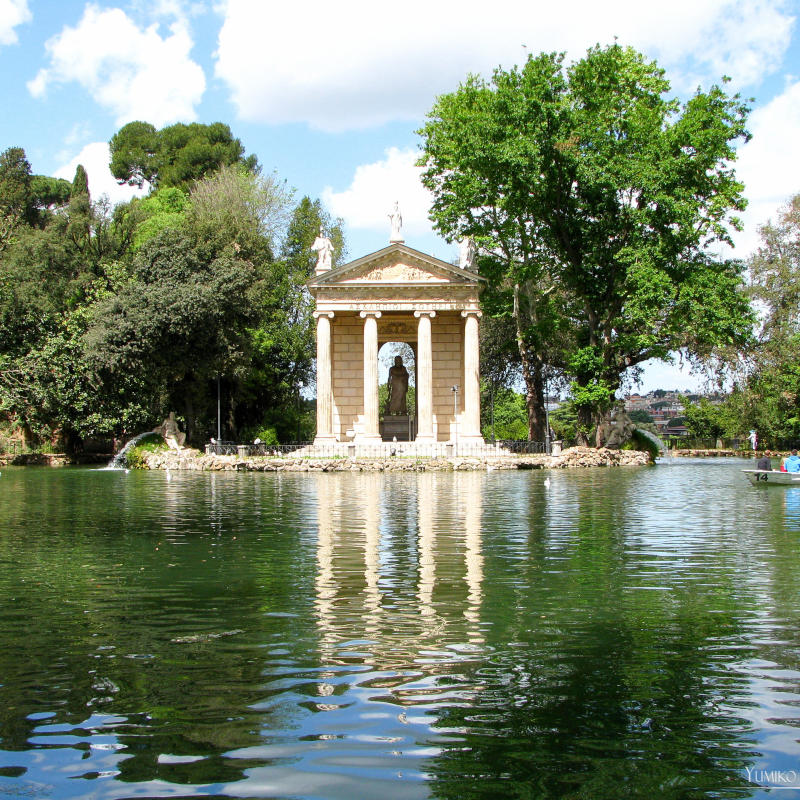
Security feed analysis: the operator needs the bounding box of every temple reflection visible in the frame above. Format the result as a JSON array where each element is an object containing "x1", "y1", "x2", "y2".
[{"x1": 313, "y1": 472, "x2": 486, "y2": 671}]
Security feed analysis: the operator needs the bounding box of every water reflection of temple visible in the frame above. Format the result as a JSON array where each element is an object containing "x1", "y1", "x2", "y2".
[{"x1": 314, "y1": 472, "x2": 485, "y2": 669}]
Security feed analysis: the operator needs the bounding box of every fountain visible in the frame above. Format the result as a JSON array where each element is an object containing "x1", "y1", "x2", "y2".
[
  {"x1": 634, "y1": 427, "x2": 667, "y2": 453},
  {"x1": 106, "y1": 432, "x2": 162, "y2": 470}
]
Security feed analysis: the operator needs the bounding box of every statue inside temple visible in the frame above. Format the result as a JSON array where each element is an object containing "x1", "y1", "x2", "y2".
[{"x1": 385, "y1": 355, "x2": 409, "y2": 415}]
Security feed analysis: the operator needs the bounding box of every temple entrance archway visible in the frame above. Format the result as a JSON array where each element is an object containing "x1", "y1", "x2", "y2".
[{"x1": 379, "y1": 341, "x2": 416, "y2": 441}]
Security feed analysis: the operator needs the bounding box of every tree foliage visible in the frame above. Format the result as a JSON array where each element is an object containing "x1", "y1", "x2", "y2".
[
  {"x1": 1, "y1": 130, "x2": 335, "y2": 450},
  {"x1": 419, "y1": 43, "x2": 754, "y2": 445},
  {"x1": 109, "y1": 121, "x2": 249, "y2": 191}
]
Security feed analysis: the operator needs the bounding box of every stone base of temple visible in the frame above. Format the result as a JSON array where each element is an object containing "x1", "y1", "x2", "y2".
[
  {"x1": 381, "y1": 415, "x2": 415, "y2": 441},
  {"x1": 293, "y1": 440, "x2": 501, "y2": 460},
  {"x1": 456, "y1": 434, "x2": 485, "y2": 446}
]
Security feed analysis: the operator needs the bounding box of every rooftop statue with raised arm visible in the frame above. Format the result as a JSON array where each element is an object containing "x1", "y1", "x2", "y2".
[
  {"x1": 388, "y1": 201, "x2": 404, "y2": 243},
  {"x1": 311, "y1": 226, "x2": 334, "y2": 272}
]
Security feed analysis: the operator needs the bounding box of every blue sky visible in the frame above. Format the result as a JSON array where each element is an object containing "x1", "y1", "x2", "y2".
[{"x1": 2, "y1": 0, "x2": 799, "y2": 394}]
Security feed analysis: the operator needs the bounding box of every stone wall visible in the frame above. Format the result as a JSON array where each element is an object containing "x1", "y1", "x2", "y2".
[
  {"x1": 142, "y1": 446, "x2": 650, "y2": 473},
  {"x1": 431, "y1": 312, "x2": 463, "y2": 440},
  {"x1": 331, "y1": 312, "x2": 364, "y2": 438}
]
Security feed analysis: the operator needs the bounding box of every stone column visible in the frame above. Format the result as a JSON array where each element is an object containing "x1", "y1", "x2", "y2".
[
  {"x1": 359, "y1": 311, "x2": 382, "y2": 441},
  {"x1": 414, "y1": 310, "x2": 436, "y2": 442},
  {"x1": 314, "y1": 312, "x2": 335, "y2": 443},
  {"x1": 461, "y1": 310, "x2": 484, "y2": 442}
]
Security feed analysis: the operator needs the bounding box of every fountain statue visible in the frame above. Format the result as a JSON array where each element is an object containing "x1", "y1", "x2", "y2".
[
  {"x1": 596, "y1": 403, "x2": 636, "y2": 449},
  {"x1": 155, "y1": 412, "x2": 186, "y2": 452}
]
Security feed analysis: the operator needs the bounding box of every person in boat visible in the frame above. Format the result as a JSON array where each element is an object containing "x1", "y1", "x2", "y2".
[
  {"x1": 756, "y1": 455, "x2": 772, "y2": 470},
  {"x1": 782, "y1": 449, "x2": 800, "y2": 472}
]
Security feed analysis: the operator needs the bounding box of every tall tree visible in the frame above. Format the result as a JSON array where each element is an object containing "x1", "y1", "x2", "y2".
[
  {"x1": 419, "y1": 44, "x2": 754, "y2": 445},
  {"x1": 741, "y1": 193, "x2": 800, "y2": 441},
  {"x1": 71, "y1": 164, "x2": 89, "y2": 198},
  {"x1": 0, "y1": 147, "x2": 34, "y2": 229},
  {"x1": 109, "y1": 121, "x2": 249, "y2": 191},
  {"x1": 233, "y1": 196, "x2": 346, "y2": 439}
]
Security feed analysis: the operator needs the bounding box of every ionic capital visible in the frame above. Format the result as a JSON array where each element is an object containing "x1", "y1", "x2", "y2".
[
  {"x1": 313, "y1": 311, "x2": 335, "y2": 319},
  {"x1": 413, "y1": 310, "x2": 437, "y2": 318},
  {"x1": 359, "y1": 311, "x2": 382, "y2": 319},
  {"x1": 461, "y1": 310, "x2": 483, "y2": 319}
]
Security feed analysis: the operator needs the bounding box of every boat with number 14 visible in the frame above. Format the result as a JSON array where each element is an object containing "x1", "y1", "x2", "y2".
[{"x1": 743, "y1": 470, "x2": 800, "y2": 486}]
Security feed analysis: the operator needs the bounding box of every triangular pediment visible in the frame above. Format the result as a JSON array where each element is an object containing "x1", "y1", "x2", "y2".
[{"x1": 309, "y1": 243, "x2": 483, "y2": 289}]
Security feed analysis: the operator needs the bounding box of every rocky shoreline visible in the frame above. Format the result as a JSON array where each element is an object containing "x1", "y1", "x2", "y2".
[{"x1": 141, "y1": 446, "x2": 651, "y2": 472}]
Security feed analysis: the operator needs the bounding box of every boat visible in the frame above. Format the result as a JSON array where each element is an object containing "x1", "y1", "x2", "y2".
[{"x1": 743, "y1": 469, "x2": 800, "y2": 486}]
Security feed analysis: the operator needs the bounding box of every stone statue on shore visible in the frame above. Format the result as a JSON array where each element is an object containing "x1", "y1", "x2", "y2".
[
  {"x1": 155, "y1": 412, "x2": 186, "y2": 452},
  {"x1": 386, "y1": 356, "x2": 409, "y2": 415},
  {"x1": 596, "y1": 403, "x2": 636, "y2": 449}
]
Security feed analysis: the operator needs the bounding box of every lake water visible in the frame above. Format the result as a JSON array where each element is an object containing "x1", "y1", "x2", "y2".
[{"x1": 0, "y1": 459, "x2": 798, "y2": 799}]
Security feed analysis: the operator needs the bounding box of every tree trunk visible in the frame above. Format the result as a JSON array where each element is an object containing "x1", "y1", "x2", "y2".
[
  {"x1": 575, "y1": 403, "x2": 593, "y2": 447},
  {"x1": 514, "y1": 284, "x2": 547, "y2": 442}
]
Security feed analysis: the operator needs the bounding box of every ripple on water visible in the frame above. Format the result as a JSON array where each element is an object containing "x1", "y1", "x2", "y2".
[{"x1": 0, "y1": 463, "x2": 798, "y2": 797}]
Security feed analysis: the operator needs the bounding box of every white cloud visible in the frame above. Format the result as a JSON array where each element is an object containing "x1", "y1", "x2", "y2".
[
  {"x1": 0, "y1": 0, "x2": 30, "y2": 47},
  {"x1": 28, "y1": 4, "x2": 205, "y2": 126},
  {"x1": 322, "y1": 147, "x2": 435, "y2": 239},
  {"x1": 731, "y1": 79, "x2": 800, "y2": 256},
  {"x1": 54, "y1": 141, "x2": 148, "y2": 205},
  {"x1": 214, "y1": 0, "x2": 795, "y2": 131}
]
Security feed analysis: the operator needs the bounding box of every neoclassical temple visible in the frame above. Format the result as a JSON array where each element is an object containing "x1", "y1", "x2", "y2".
[{"x1": 308, "y1": 215, "x2": 485, "y2": 446}]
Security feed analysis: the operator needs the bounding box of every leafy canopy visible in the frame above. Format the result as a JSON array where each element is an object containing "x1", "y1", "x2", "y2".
[
  {"x1": 419, "y1": 43, "x2": 754, "y2": 442},
  {"x1": 109, "y1": 121, "x2": 250, "y2": 191}
]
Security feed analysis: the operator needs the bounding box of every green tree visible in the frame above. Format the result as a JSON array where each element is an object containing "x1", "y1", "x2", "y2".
[
  {"x1": 30, "y1": 175, "x2": 72, "y2": 212},
  {"x1": 83, "y1": 228, "x2": 260, "y2": 442},
  {"x1": 733, "y1": 194, "x2": 800, "y2": 442},
  {"x1": 481, "y1": 387, "x2": 529, "y2": 440},
  {"x1": 129, "y1": 186, "x2": 189, "y2": 250},
  {"x1": 419, "y1": 44, "x2": 754, "y2": 446},
  {"x1": 234, "y1": 196, "x2": 346, "y2": 441},
  {"x1": 0, "y1": 147, "x2": 34, "y2": 225},
  {"x1": 71, "y1": 164, "x2": 89, "y2": 198},
  {"x1": 109, "y1": 121, "x2": 249, "y2": 191},
  {"x1": 682, "y1": 397, "x2": 729, "y2": 439}
]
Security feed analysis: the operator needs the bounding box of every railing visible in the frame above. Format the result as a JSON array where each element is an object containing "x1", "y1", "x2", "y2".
[
  {"x1": 204, "y1": 440, "x2": 549, "y2": 459},
  {"x1": 492, "y1": 439, "x2": 547, "y2": 454},
  {"x1": 667, "y1": 437, "x2": 800, "y2": 452}
]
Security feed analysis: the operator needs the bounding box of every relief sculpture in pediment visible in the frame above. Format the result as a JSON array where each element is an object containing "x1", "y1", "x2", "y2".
[{"x1": 343, "y1": 263, "x2": 448, "y2": 284}]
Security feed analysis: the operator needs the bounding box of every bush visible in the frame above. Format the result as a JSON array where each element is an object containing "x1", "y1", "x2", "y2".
[{"x1": 124, "y1": 433, "x2": 167, "y2": 468}]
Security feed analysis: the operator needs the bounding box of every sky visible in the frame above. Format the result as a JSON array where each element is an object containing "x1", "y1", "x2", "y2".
[{"x1": 2, "y1": 0, "x2": 799, "y2": 394}]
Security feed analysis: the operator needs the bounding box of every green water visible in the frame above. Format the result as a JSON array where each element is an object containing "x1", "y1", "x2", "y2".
[{"x1": 0, "y1": 460, "x2": 798, "y2": 799}]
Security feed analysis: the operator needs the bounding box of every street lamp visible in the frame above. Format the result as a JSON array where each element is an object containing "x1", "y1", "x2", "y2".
[{"x1": 217, "y1": 373, "x2": 221, "y2": 444}]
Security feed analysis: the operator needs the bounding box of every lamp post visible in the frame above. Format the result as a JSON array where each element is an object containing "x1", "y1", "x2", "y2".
[
  {"x1": 451, "y1": 384, "x2": 459, "y2": 455},
  {"x1": 216, "y1": 373, "x2": 221, "y2": 444},
  {"x1": 491, "y1": 379, "x2": 495, "y2": 442}
]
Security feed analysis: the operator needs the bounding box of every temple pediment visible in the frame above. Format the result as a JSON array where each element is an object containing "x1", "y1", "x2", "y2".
[{"x1": 309, "y1": 243, "x2": 482, "y2": 289}]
